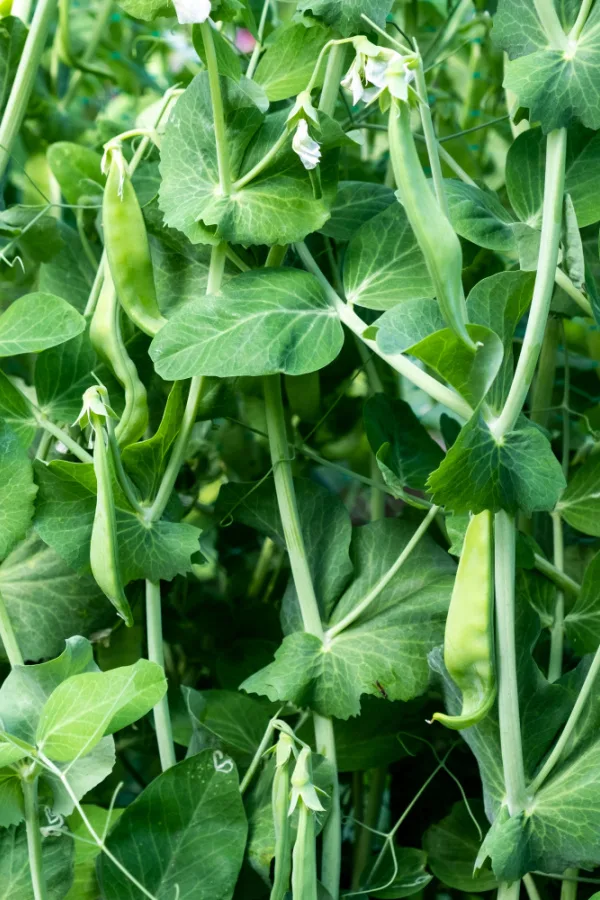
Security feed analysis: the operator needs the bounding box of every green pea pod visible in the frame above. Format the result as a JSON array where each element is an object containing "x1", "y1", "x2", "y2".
[
  {"x1": 432, "y1": 510, "x2": 496, "y2": 730},
  {"x1": 90, "y1": 265, "x2": 149, "y2": 447},
  {"x1": 89, "y1": 412, "x2": 134, "y2": 627},
  {"x1": 291, "y1": 799, "x2": 318, "y2": 900},
  {"x1": 270, "y1": 756, "x2": 293, "y2": 900},
  {"x1": 103, "y1": 153, "x2": 167, "y2": 338},
  {"x1": 388, "y1": 98, "x2": 475, "y2": 351}
]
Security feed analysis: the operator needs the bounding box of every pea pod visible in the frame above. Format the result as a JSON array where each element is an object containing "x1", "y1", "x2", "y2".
[
  {"x1": 388, "y1": 98, "x2": 475, "y2": 351},
  {"x1": 432, "y1": 510, "x2": 496, "y2": 730},
  {"x1": 291, "y1": 800, "x2": 318, "y2": 900},
  {"x1": 90, "y1": 263, "x2": 148, "y2": 447},
  {"x1": 270, "y1": 733, "x2": 294, "y2": 900},
  {"x1": 103, "y1": 149, "x2": 166, "y2": 338}
]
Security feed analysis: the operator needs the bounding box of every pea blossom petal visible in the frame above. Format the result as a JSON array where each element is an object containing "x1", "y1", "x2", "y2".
[
  {"x1": 172, "y1": 0, "x2": 211, "y2": 24},
  {"x1": 292, "y1": 119, "x2": 321, "y2": 171}
]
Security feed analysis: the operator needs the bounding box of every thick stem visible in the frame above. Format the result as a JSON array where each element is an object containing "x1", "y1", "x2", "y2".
[
  {"x1": 200, "y1": 21, "x2": 231, "y2": 195},
  {"x1": 295, "y1": 242, "x2": 473, "y2": 421},
  {"x1": 497, "y1": 881, "x2": 521, "y2": 900},
  {"x1": 318, "y1": 44, "x2": 346, "y2": 116},
  {"x1": 560, "y1": 871, "x2": 579, "y2": 900},
  {"x1": 313, "y1": 713, "x2": 341, "y2": 900},
  {"x1": 523, "y1": 875, "x2": 542, "y2": 900},
  {"x1": 534, "y1": 0, "x2": 568, "y2": 49},
  {"x1": 23, "y1": 774, "x2": 48, "y2": 900},
  {"x1": 0, "y1": 0, "x2": 59, "y2": 180},
  {"x1": 145, "y1": 581, "x2": 176, "y2": 771},
  {"x1": 494, "y1": 511, "x2": 527, "y2": 814},
  {"x1": 569, "y1": 0, "x2": 595, "y2": 39},
  {"x1": 492, "y1": 129, "x2": 567, "y2": 439},
  {"x1": 0, "y1": 590, "x2": 23, "y2": 666},
  {"x1": 548, "y1": 512, "x2": 565, "y2": 683},
  {"x1": 533, "y1": 553, "x2": 580, "y2": 597}
]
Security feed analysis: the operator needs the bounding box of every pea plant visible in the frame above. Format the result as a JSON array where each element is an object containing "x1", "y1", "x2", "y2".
[{"x1": 1, "y1": 0, "x2": 600, "y2": 896}]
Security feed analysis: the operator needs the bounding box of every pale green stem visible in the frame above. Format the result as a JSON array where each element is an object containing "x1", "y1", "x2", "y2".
[
  {"x1": 200, "y1": 20, "x2": 231, "y2": 195},
  {"x1": 494, "y1": 511, "x2": 527, "y2": 815},
  {"x1": 0, "y1": 590, "x2": 23, "y2": 667},
  {"x1": 246, "y1": 0, "x2": 270, "y2": 79},
  {"x1": 554, "y1": 268, "x2": 593, "y2": 317},
  {"x1": 248, "y1": 537, "x2": 276, "y2": 600},
  {"x1": 326, "y1": 505, "x2": 439, "y2": 641},
  {"x1": 295, "y1": 242, "x2": 473, "y2": 421},
  {"x1": 534, "y1": 553, "x2": 580, "y2": 597},
  {"x1": 147, "y1": 242, "x2": 226, "y2": 523},
  {"x1": 548, "y1": 511, "x2": 565, "y2": 683},
  {"x1": 561, "y1": 871, "x2": 579, "y2": 900},
  {"x1": 22, "y1": 773, "x2": 48, "y2": 900},
  {"x1": 414, "y1": 58, "x2": 449, "y2": 216},
  {"x1": 35, "y1": 415, "x2": 93, "y2": 464},
  {"x1": 313, "y1": 713, "x2": 341, "y2": 899},
  {"x1": 239, "y1": 713, "x2": 280, "y2": 795},
  {"x1": 569, "y1": 0, "x2": 595, "y2": 39},
  {"x1": 534, "y1": 0, "x2": 568, "y2": 49},
  {"x1": 36, "y1": 430, "x2": 53, "y2": 461},
  {"x1": 436, "y1": 142, "x2": 477, "y2": 186},
  {"x1": 145, "y1": 581, "x2": 176, "y2": 771},
  {"x1": 318, "y1": 43, "x2": 346, "y2": 115},
  {"x1": 0, "y1": 0, "x2": 59, "y2": 180},
  {"x1": 59, "y1": 0, "x2": 113, "y2": 108},
  {"x1": 491, "y1": 129, "x2": 567, "y2": 439},
  {"x1": 354, "y1": 337, "x2": 385, "y2": 519},
  {"x1": 233, "y1": 127, "x2": 289, "y2": 191},
  {"x1": 107, "y1": 426, "x2": 143, "y2": 513},
  {"x1": 497, "y1": 882, "x2": 521, "y2": 900},
  {"x1": 524, "y1": 875, "x2": 542, "y2": 900}
]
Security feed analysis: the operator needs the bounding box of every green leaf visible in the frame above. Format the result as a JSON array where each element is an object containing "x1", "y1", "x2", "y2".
[
  {"x1": 506, "y1": 125, "x2": 600, "y2": 228},
  {"x1": 35, "y1": 330, "x2": 97, "y2": 423},
  {"x1": 36, "y1": 659, "x2": 167, "y2": 762},
  {"x1": 423, "y1": 801, "x2": 497, "y2": 892},
  {"x1": 296, "y1": 0, "x2": 393, "y2": 37},
  {"x1": 0, "y1": 207, "x2": 64, "y2": 263},
  {"x1": 0, "y1": 824, "x2": 73, "y2": 900},
  {"x1": 34, "y1": 460, "x2": 201, "y2": 583},
  {"x1": 0, "y1": 17, "x2": 27, "y2": 119},
  {"x1": 375, "y1": 298, "x2": 445, "y2": 355},
  {"x1": 343, "y1": 202, "x2": 433, "y2": 309},
  {"x1": 0, "y1": 370, "x2": 37, "y2": 446},
  {"x1": 46, "y1": 142, "x2": 105, "y2": 205},
  {"x1": 563, "y1": 550, "x2": 600, "y2": 653},
  {"x1": 492, "y1": 0, "x2": 578, "y2": 60},
  {"x1": 428, "y1": 413, "x2": 566, "y2": 515},
  {"x1": 149, "y1": 234, "x2": 235, "y2": 317},
  {"x1": 557, "y1": 451, "x2": 600, "y2": 536},
  {"x1": 444, "y1": 179, "x2": 518, "y2": 252},
  {"x1": 0, "y1": 771, "x2": 25, "y2": 828},
  {"x1": 150, "y1": 268, "x2": 344, "y2": 380},
  {"x1": 332, "y1": 696, "x2": 426, "y2": 772},
  {"x1": 0, "y1": 293, "x2": 85, "y2": 357},
  {"x1": 0, "y1": 420, "x2": 37, "y2": 562},
  {"x1": 38, "y1": 223, "x2": 96, "y2": 312},
  {"x1": 255, "y1": 22, "x2": 330, "y2": 101},
  {"x1": 159, "y1": 73, "x2": 339, "y2": 245},
  {"x1": 98, "y1": 749, "x2": 248, "y2": 900},
  {"x1": 0, "y1": 534, "x2": 112, "y2": 663},
  {"x1": 363, "y1": 846, "x2": 432, "y2": 899},
  {"x1": 243, "y1": 518, "x2": 454, "y2": 718},
  {"x1": 320, "y1": 181, "x2": 395, "y2": 241},
  {"x1": 115, "y1": 0, "x2": 171, "y2": 19},
  {"x1": 192, "y1": 22, "x2": 242, "y2": 81},
  {"x1": 363, "y1": 394, "x2": 444, "y2": 493},
  {"x1": 497, "y1": 2, "x2": 600, "y2": 132},
  {"x1": 65, "y1": 805, "x2": 124, "y2": 900}
]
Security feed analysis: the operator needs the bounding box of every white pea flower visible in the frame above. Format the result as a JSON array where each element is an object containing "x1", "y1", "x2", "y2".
[
  {"x1": 287, "y1": 89, "x2": 319, "y2": 128},
  {"x1": 288, "y1": 747, "x2": 325, "y2": 814},
  {"x1": 341, "y1": 35, "x2": 417, "y2": 106},
  {"x1": 172, "y1": 0, "x2": 211, "y2": 24},
  {"x1": 74, "y1": 385, "x2": 117, "y2": 430},
  {"x1": 292, "y1": 118, "x2": 321, "y2": 171}
]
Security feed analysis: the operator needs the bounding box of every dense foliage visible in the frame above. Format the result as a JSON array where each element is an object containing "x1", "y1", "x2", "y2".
[{"x1": 1, "y1": 0, "x2": 600, "y2": 898}]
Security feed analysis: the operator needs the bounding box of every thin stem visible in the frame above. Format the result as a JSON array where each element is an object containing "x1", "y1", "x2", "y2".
[
  {"x1": 59, "y1": 0, "x2": 113, "y2": 108},
  {"x1": 529, "y1": 642, "x2": 600, "y2": 793},
  {"x1": 318, "y1": 43, "x2": 346, "y2": 116},
  {"x1": 239, "y1": 713, "x2": 280, "y2": 794},
  {"x1": 524, "y1": 874, "x2": 543, "y2": 900},
  {"x1": 414, "y1": 59, "x2": 449, "y2": 216},
  {"x1": 492, "y1": 129, "x2": 567, "y2": 439},
  {"x1": 530, "y1": 318, "x2": 560, "y2": 430},
  {"x1": 554, "y1": 268, "x2": 593, "y2": 317},
  {"x1": 295, "y1": 242, "x2": 473, "y2": 421},
  {"x1": 84, "y1": 258, "x2": 105, "y2": 318},
  {"x1": 0, "y1": 591, "x2": 23, "y2": 667},
  {"x1": 233, "y1": 127, "x2": 289, "y2": 191},
  {"x1": 246, "y1": 0, "x2": 270, "y2": 79},
  {"x1": 352, "y1": 766, "x2": 387, "y2": 889},
  {"x1": 313, "y1": 713, "x2": 341, "y2": 900},
  {"x1": 534, "y1": 0, "x2": 568, "y2": 49},
  {"x1": 22, "y1": 773, "x2": 48, "y2": 900},
  {"x1": 494, "y1": 511, "x2": 527, "y2": 814},
  {"x1": 35, "y1": 415, "x2": 93, "y2": 464},
  {"x1": 569, "y1": 0, "x2": 595, "y2": 39},
  {"x1": 107, "y1": 427, "x2": 143, "y2": 514},
  {"x1": 326, "y1": 505, "x2": 439, "y2": 641},
  {"x1": 548, "y1": 512, "x2": 565, "y2": 683},
  {"x1": 145, "y1": 581, "x2": 176, "y2": 771},
  {"x1": 0, "y1": 0, "x2": 59, "y2": 180},
  {"x1": 561, "y1": 871, "x2": 579, "y2": 900},
  {"x1": 436, "y1": 141, "x2": 477, "y2": 186},
  {"x1": 533, "y1": 553, "x2": 580, "y2": 597},
  {"x1": 200, "y1": 21, "x2": 231, "y2": 195}
]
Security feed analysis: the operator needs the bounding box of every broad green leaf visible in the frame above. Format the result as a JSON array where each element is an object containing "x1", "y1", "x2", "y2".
[
  {"x1": 492, "y1": 0, "x2": 578, "y2": 60},
  {"x1": 243, "y1": 518, "x2": 454, "y2": 719},
  {"x1": 159, "y1": 73, "x2": 339, "y2": 245},
  {"x1": 562, "y1": 550, "x2": 600, "y2": 653},
  {"x1": 0, "y1": 293, "x2": 85, "y2": 357},
  {"x1": 46, "y1": 142, "x2": 105, "y2": 205},
  {"x1": 423, "y1": 801, "x2": 497, "y2": 892},
  {"x1": 0, "y1": 824, "x2": 73, "y2": 900},
  {"x1": 255, "y1": 22, "x2": 330, "y2": 101},
  {"x1": 35, "y1": 330, "x2": 96, "y2": 423},
  {"x1": 0, "y1": 534, "x2": 112, "y2": 663},
  {"x1": 0, "y1": 771, "x2": 25, "y2": 827},
  {"x1": 466, "y1": 270, "x2": 535, "y2": 410},
  {"x1": 38, "y1": 223, "x2": 96, "y2": 312},
  {"x1": 149, "y1": 234, "x2": 236, "y2": 317},
  {"x1": 99, "y1": 749, "x2": 248, "y2": 900},
  {"x1": 296, "y1": 0, "x2": 393, "y2": 37},
  {"x1": 362, "y1": 846, "x2": 432, "y2": 899},
  {"x1": 363, "y1": 394, "x2": 444, "y2": 493},
  {"x1": 65, "y1": 805, "x2": 124, "y2": 900},
  {"x1": 0, "y1": 207, "x2": 64, "y2": 263},
  {"x1": 0, "y1": 370, "x2": 37, "y2": 446},
  {"x1": 320, "y1": 181, "x2": 395, "y2": 241},
  {"x1": 375, "y1": 298, "x2": 445, "y2": 355},
  {"x1": 445, "y1": 179, "x2": 518, "y2": 252},
  {"x1": 0, "y1": 420, "x2": 37, "y2": 562},
  {"x1": 34, "y1": 460, "x2": 201, "y2": 583},
  {"x1": 343, "y1": 202, "x2": 433, "y2": 309},
  {"x1": 150, "y1": 268, "x2": 344, "y2": 380},
  {"x1": 36, "y1": 658, "x2": 167, "y2": 762},
  {"x1": 506, "y1": 125, "x2": 600, "y2": 228},
  {"x1": 115, "y1": 0, "x2": 170, "y2": 20},
  {"x1": 428, "y1": 413, "x2": 565, "y2": 515},
  {"x1": 557, "y1": 451, "x2": 600, "y2": 535},
  {"x1": 332, "y1": 696, "x2": 426, "y2": 772},
  {"x1": 0, "y1": 17, "x2": 27, "y2": 119},
  {"x1": 496, "y1": 2, "x2": 600, "y2": 132}
]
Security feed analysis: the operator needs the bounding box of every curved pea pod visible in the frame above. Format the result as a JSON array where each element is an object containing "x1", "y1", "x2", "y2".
[
  {"x1": 103, "y1": 153, "x2": 167, "y2": 338},
  {"x1": 89, "y1": 412, "x2": 134, "y2": 627},
  {"x1": 432, "y1": 510, "x2": 496, "y2": 730},
  {"x1": 90, "y1": 265, "x2": 148, "y2": 447},
  {"x1": 388, "y1": 98, "x2": 475, "y2": 351}
]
